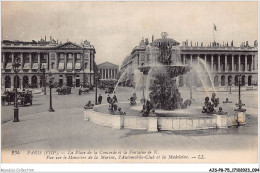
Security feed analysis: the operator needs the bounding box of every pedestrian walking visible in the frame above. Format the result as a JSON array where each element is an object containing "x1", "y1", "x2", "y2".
[{"x1": 98, "y1": 94, "x2": 103, "y2": 104}]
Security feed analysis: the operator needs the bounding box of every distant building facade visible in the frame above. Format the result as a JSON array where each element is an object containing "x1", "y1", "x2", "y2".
[
  {"x1": 121, "y1": 36, "x2": 258, "y2": 87},
  {"x1": 1, "y1": 38, "x2": 96, "y2": 89},
  {"x1": 97, "y1": 62, "x2": 119, "y2": 81}
]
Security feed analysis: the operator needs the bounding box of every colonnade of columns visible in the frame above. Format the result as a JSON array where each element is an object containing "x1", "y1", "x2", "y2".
[
  {"x1": 99, "y1": 68, "x2": 118, "y2": 80},
  {"x1": 56, "y1": 53, "x2": 84, "y2": 72},
  {"x1": 181, "y1": 53, "x2": 256, "y2": 72},
  {"x1": 2, "y1": 52, "x2": 49, "y2": 72},
  {"x1": 2, "y1": 52, "x2": 88, "y2": 72}
]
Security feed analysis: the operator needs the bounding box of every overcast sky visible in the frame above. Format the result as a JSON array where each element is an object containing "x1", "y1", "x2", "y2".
[{"x1": 2, "y1": 1, "x2": 258, "y2": 66}]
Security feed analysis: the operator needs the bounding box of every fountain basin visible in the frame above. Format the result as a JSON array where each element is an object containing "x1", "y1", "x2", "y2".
[{"x1": 84, "y1": 103, "x2": 241, "y2": 131}]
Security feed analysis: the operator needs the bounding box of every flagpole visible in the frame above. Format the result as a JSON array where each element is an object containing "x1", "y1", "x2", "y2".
[{"x1": 213, "y1": 24, "x2": 215, "y2": 43}]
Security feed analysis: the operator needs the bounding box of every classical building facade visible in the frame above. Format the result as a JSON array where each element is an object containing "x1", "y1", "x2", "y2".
[
  {"x1": 97, "y1": 62, "x2": 119, "y2": 81},
  {"x1": 121, "y1": 36, "x2": 258, "y2": 87},
  {"x1": 1, "y1": 38, "x2": 96, "y2": 89}
]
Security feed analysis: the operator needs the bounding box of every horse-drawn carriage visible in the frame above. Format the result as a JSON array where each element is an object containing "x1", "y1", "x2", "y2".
[
  {"x1": 105, "y1": 86, "x2": 115, "y2": 94},
  {"x1": 82, "y1": 83, "x2": 94, "y2": 90},
  {"x1": 78, "y1": 87, "x2": 89, "y2": 95},
  {"x1": 98, "y1": 83, "x2": 106, "y2": 90},
  {"x1": 56, "y1": 86, "x2": 71, "y2": 95},
  {"x1": 2, "y1": 91, "x2": 15, "y2": 105}
]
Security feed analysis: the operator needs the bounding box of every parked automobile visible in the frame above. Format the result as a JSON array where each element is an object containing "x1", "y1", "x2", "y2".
[{"x1": 17, "y1": 91, "x2": 33, "y2": 106}]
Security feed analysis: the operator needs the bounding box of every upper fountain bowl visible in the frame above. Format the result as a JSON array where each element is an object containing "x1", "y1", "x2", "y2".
[
  {"x1": 138, "y1": 64, "x2": 191, "y2": 77},
  {"x1": 151, "y1": 32, "x2": 180, "y2": 47}
]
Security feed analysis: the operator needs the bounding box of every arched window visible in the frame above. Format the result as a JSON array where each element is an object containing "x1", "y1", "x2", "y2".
[
  {"x1": 248, "y1": 75, "x2": 252, "y2": 86},
  {"x1": 221, "y1": 75, "x2": 225, "y2": 86},
  {"x1": 23, "y1": 76, "x2": 29, "y2": 88},
  {"x1": 14, "y1": 76, "x2": 20, "y2": 88},
  {"x1": 214, "y1": 75, "x2": 218, "y2": 86},
  {"x1": 5, "y1": 76, "x2": 11, "y2": 88},
  {"x1": 32, "y1": 76, "x2": 37, "y2": 88},
  {"x1": 228, "y1": 75, "x2": 232, "y2": 85}
]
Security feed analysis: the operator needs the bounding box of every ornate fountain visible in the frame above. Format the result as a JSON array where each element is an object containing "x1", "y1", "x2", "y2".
[{"x1": 138, "y1": 32, "x2": 191, "y2": 110}]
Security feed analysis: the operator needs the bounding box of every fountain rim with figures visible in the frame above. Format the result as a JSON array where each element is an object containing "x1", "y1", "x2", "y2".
[{"x1": 84, "y1": 32, "x2": 246, "y2": 132}]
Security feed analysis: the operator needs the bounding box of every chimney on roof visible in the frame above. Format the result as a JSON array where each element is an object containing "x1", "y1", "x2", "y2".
[
  {"x1": 50, "y1": 36, "x2": 52, "y2": 41},
  {"x1": 152, "y1": 35, "x2": 154, "y2": 42},
  {"x1": 45, "y1": 36, "x2": 46, "y2": 42}
]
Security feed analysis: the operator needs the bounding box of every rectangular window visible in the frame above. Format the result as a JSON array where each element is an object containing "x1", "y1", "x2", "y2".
[
  {"x1": 85, "y1": 62, "x2": 88, "y2": 69},
  {"x1": 51, "y1": 62, "x2": 55, "y2": 69}
]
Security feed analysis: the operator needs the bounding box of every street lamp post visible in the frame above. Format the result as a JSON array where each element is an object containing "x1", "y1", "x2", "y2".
[
  {"x1": 235, "y1": 74, "x2": 245, "y2": 112},
  {"x1": 13, "y1": 58, "x2": 21, "y2": 122},
  {"x1": 48, "y1": 71, "x2": 55, "y2": 112},
  {"x1": 40, "y1": 67, "x2": 47, "y2": 95},
  {"x1": 95, "y1": 74, "x2": 99, "y2": 105}
]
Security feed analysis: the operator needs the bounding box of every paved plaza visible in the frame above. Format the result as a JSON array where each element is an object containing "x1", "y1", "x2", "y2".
[{"x1": 1, "y1": 87, "x2": 258, "y2": 155}]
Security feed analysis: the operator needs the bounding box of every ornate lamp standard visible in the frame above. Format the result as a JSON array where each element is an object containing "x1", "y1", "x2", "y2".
[
  {"x1": 229, "y1": 83, "x2": 232, "y2": 94},
  {"x1": 235, "y1": 74, "x2": 245, "y2": 112},
  {"x1": 48, "y1": 71, "x2": 55, "y2": 112},
  {"x1": 94, "y1": 73, "x2": 99, "y2": 105},
  {"x1": 40, "y1": 67, "x2": 47, "y2": 95},
  {"x1": 13, "y1": 57, "x2": 21, "y2": 122}
]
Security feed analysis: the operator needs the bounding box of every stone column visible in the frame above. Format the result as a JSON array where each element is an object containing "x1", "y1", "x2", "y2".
[
  {"x1": 113, "y1": 69, "x2": 116, "y2": 79},
  {"x1": 225, "y1": 54, "x2": 227, "y2": 72},
  {"x1": 11, "y1": 53, "x2": 14, "y2": 72},
  {"x1": 29, "y1": 75, "x2": 32, "y2": 85},
  {"x1": 65, "y1": 53, "x2": 67, "y2": 72},
  {"x1": 20, "y1": 53, "x2": 23, "y2": 71},
  {"x1": 238, "y1": 54, "x2": 241, "y2": 72},
  {"x1": 46, "y1": 54, "x2": 49, "y2": 71},
  {"x1": 218, "y1": 54, "x2": 220, "y2": 72},
  {"x1": 251, "y1": 55, "x2": 254, "y2": 72},
  {"x1": 20, "y1": 77, "x2": 22, "y2": 90},
  {"x1": 72, "y1": 53, "x2": 75, "y2": 72},
  {"x1": 56, "y1": 53, "x2": 59, "y2": 70},
  {"x1": 245, "y1": 55, "x2": 247, "y2": 72},
  {"x1": 182, "y1": 54, "x2": 185, "y2": 64},
  {"x1": 232, "y1": 54, "x2": 234, "y2": 72},
  {"x1": 105, "y1": 69, "x2": 107, "y2": 79},
  {"x1": 11, "y1": 76, "x2": 14, "y2": 89},
  {"x1": 211, "y1": 54, "x2": 213, "y2": 71},
  {"x1": 2, "y1": 53, "x2": 5, "y2": 70},
  {"x1": 29, "y1": 53, "x2": 32, "y2": 72},
  {"x1": 81, "y1": 54, "x2": 83, "y2": 71},
  {"x1": 190, "y1": 54, "x2": 193, "y2": 65},
  {"x1": 38, "y1": 53, "x2": 41, "y2": 71},
  {"x1": 204, "y1": 54, "x2": 207, "y2": 63}
]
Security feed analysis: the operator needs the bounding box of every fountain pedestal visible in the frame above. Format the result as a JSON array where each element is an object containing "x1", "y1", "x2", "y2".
[
  {"x1": 215, "y1": 114, "x2": 228, "y2": 129},
  {"x1": 147, "y1": 117, "x2": 158, "y2": 132},
  {"x1": 236, "y1": 111, "x2": 246, "y2": 125}
]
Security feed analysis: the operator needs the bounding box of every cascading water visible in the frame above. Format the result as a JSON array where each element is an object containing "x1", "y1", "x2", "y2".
[
  {"x1": 198, "y1": 59, "x2": 216, "y2": 92},
  {"x1": 113, "y1": 66, "x2": 131, "y2": 94},
  {"x1": 192, "y1": 63, "x2": 210, "y2": 97}
]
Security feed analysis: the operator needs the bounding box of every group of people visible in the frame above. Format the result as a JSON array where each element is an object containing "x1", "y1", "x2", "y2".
[{"x1": 202, "y1": 93, "x2": 221, "y2": 114}]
